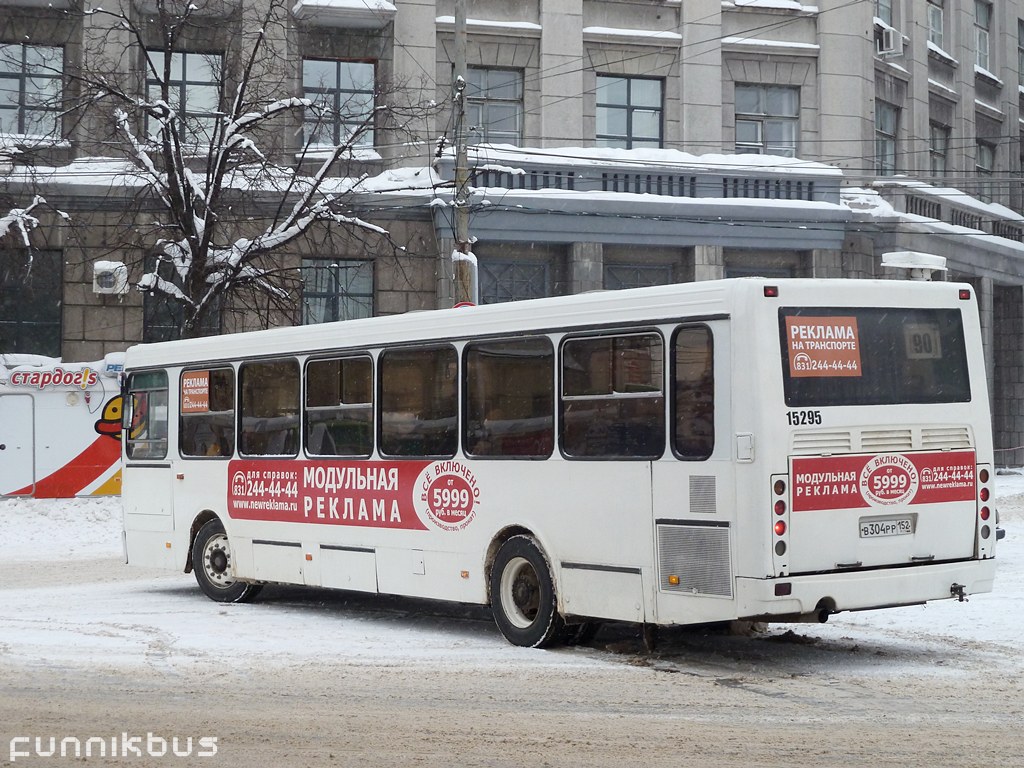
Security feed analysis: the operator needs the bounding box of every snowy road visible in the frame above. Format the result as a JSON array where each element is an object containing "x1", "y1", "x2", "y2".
[{"x1": 1, "y1": 478, "x2": 1022, "y2": 767}]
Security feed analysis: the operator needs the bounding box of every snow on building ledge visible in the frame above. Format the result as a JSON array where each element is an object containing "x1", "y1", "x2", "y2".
[
  {"x1": 4, "y1": 0, "x2": 71, "y2": 8},
  {"x1": 135, "y1": 0, "x2": 240, "y2": 16},
  {"x1": 581, "y1": 27, "x2": 683, "y2": 45},
  {"x1": 293, "y1": 0, "x2": 397, "y2": 29},
  {"x1": 435, "y1": 16, "x2": 542, "y2": 38}
]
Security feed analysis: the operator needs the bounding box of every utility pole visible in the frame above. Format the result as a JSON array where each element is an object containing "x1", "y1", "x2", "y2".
[{"x1": 452, "y1": 0, "x2": 478, "y2": 306}]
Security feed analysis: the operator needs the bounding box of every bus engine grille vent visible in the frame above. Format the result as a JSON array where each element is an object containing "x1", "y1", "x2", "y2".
[
  {"x1": 657, "y1": 523, "x2": 733, "y2": 597},
  {"x1": 921, "y1": 426, "x2": 972, "y2": 450},
  {"x1": 791, "y1": 430, "x2": 852, "y2": 455},
  {"x1": 689, "y1": 475, "x2": 717, "y2": 514},
  {"x1": 861, "y1": 428, "x2": 913, "y2": 451}
]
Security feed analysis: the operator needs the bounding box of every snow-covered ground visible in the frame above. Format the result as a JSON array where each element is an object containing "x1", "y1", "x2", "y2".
[
  {"x1": 1, "y1": 474, "x2": 1021, "y2": 767},
  {"x1": 0, "y1": 472, "x2": 1020, "y2": 670}
]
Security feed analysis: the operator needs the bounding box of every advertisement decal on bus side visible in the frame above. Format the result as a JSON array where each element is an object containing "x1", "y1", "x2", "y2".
[
  {"x1": 227, "y1": 459, "x2": 482, "y2": 532},
  {"x1": 791, "y1": 451, "x2": 976, "y2": 512}
]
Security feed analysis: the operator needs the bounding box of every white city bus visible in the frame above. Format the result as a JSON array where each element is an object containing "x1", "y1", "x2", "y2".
[{"x1": 121, "y1": 278, "x2": 999, "y2": 647}]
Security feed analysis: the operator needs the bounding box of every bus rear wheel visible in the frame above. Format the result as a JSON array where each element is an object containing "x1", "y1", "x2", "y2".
[
  {"x1": 192, "y1": 519, "x2": 262, "y2": 604},
  {"x1": 490, "y1": 535, "x2": 565, "y2": 648}
]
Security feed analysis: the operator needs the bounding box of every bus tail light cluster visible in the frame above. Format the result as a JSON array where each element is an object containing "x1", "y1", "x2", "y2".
[
  {"x1": 977, "y1": 465, "x2": 993, "y2": 543},
  {"x1": 771, "y1": 476, "x2": 789, "y2": 559}
]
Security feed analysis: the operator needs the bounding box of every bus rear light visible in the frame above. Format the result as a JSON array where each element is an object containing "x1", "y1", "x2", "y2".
[
  {"x1": 773, "y1": 479, "x2": 786, "y2": 496},
  {"x1": 764, "y1": 286, "x2": 779, "y2": 298},
  {"x1": 980, "y1": 507, "x2": 991, "y2": 521},
  {"x1": 980, "y1": 487, "x2": 990, "y2": 502},
  {"x1": 979, "y1": 468, "x2": 990, "y2": 483},
  {"x1": 774, "y1": 521, "x2": 786, "y2": 536},
  {"x1": 774, "y1": 582, "x2": 792, "y2": 596},
  {"x1": 981, "y1": 525, "x2": 991, "y2": 540},
  {"x1": 775, "y1": 541, "x2": 787, "y2": 556},
  {"x1": 959, "y1": 289, "x2": 972, "y2": 300},
  {"x1": 668, "y1": 575, "x2": 680, "y2": 586},
  {"x1": 305, "y1": 553, "x2": 313, "y2": 562},
  {"x1": 774, "y1": 500, "x2": 786, "y2": 515}
]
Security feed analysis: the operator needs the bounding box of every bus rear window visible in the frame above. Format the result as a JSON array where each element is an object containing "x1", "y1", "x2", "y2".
[{"x1": 780, "y1": 307, "x2": 970, "y2": 406}]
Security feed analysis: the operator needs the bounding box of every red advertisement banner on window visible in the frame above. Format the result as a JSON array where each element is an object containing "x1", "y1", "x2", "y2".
[
  {"x1": 790, "y1": 450, "x2": 976, "y2": 512},
  {"x1": 785, "y1": 316, "x2": 863, "y2": 378},
  {"x1": 180, "y1": 370, "x2": 210, "y2": 413}
]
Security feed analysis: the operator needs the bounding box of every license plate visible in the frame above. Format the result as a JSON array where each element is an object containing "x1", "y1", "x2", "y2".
[{"x1": 860, "y1": 516, "x2": 913, "y2": 538}]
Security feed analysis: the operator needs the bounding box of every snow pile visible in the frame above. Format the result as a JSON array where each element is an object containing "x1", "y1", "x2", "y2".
[{"x1": 0, "y1": 496, "x2": 122, "y2": 562}]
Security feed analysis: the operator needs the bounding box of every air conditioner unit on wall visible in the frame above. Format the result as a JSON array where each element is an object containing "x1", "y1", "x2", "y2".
[
  {"x1": 876, "y1": 25, "x2": 905, "y2": 57},
  {"x1": 92, "y1": 261, "x2": 129, "y2": 295}
]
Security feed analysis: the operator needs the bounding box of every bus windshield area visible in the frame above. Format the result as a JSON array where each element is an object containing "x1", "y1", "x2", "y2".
[{"x1": 779, "y1": 306, "x2": 971, "y2": 406}]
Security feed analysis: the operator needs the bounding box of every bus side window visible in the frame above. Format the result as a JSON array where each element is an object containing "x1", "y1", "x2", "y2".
[
  {"x1": 380, "y1": 346, "x2": 457, "y2": 457},
  {"x1": 240, "y1": 359, "x2": 300, "y2": 457},
  {"x1": 125, "y1": 371, "x2": 169, "y2": 460},
  {"x1": 180, "y1": 367, "x2": 235, "y2": 458},
  {"x1": 560, "y1": 333, "x2": 665, "y2": 459},
  {"x1": 305, "y1": 356, "x2": 373, "y2": 457},
  {"x1": 463, "y1": 337, "x2": 554, "y2": 458},
  {"x1": 673, "y1": 326, "x2": 714, "y2": 460}
]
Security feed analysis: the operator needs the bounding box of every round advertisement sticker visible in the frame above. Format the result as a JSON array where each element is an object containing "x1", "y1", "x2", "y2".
[
  {"x1": 859, "y1": 454, "x2": 919, "y2": 507},
  {"x1": 414, "y1": 461, "x2": 480, "y2": 531}
]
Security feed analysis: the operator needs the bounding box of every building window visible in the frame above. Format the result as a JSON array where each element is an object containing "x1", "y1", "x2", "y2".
[
  {"x1": 0, "y1": 44, "x2": 63, "y2": 137},
  {"x1": 875, "y1": 100, "x2": 899, "y2": 176},
  {"x1": 1019, "y1": 19, "x2": 1024, "y2": 87},
  {"x1": 143, "y1": 254, "x2": 220, "y2": 342},
  {"x1": 930, "y1": 122, "x2": 950, "y2": 177},
  {"x1": 977, "y1": 141, "x2": 995, "y2": 201},
  {"x1": 596, "y1": 75, "x2": 663, "y2": 149},
  {"x1": 605, "y1": 264, "x2": 673, "y2": 290},
  {"x1": 975, "y1": 1, "x2": 992, "y2": 71},
  {"x1": 480, "y1": 260, "x2": 550, "y2": 304},
  {"x1": 927, "y1": 0, "x2": 944, "y2": 49},
  {"x1": 302, "y1": 259, "x2": 373, "y2": 323},
  {"x1": 303, "y1": 59, "x2": 375, "y2": 148},
  {"x1": 875, "y1": 0, "x2": 893, "y2": 26},
  {"x1": 734, "y1": 84, "x2": 799, "y2": 157},
  {"x1": 0, "y1": 249, "x2": 61, "y2": 356},
  {"x1": 466, "y1": 67, "x2": 522, "y2": 145},
  {"x1": 145, "y1": 50, "x2": 222, "y2": 147}
]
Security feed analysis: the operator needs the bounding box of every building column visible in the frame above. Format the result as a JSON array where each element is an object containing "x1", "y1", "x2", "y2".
[
  {"x1": 679, "y1": 0, "x2": 723, "y2": 152},
  {"x1": 76, "y1": 1, "x2": 135, "y2": 157},
  {"x1": 810, "y1": 248, "x2": 844, "y2": 278},
  {"x1": 569, "y1": 242, "x2": 603, "y2": 294},
  {"x1": 693, "y1": 245, "x2": 723, "y2": 281},
  {"x1": 992, "y1": 284, "x2": 1024, "y2": 467},
  {"x1": 436, "y1": 237, "x2": 456, "y2": 308},
  {"x1": 539, "y1": 0, "x2": 585, "y2": 145}
]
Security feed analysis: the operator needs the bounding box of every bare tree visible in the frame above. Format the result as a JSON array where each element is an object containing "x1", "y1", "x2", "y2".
[{"x1": 65, "y1": 0, "x2": 436, "y2": 338}]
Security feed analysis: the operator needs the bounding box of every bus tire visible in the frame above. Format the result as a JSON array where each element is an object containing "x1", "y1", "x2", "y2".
[
  {"x1": 192, "y1": 519, "x2": 262, "y2": 604},
  {"x1": 490, "y1": 535, "x2": 565, "y2": 648}
]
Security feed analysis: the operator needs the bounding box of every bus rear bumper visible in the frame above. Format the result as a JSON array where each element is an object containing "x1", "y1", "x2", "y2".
[{"x1": 733, "y1": 559, "x2": 998, "y2": 622}]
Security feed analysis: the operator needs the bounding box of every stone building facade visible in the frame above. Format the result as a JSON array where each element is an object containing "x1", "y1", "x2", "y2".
[{"x1": 5, "y1": 0, "x2": 1024, "y2": 457}]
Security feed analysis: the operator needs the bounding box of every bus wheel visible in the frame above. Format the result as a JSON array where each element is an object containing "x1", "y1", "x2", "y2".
[
  {"x1": 490, "y1": 535, "x2": 565, "y2": 648},
  {"x1": 192, "y1": 519, "x2": 262, "y2": 604}
]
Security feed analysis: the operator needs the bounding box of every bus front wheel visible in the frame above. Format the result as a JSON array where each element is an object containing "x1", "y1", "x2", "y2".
[
  {"x1": 490, "y1": 535, "x2": 565, "y2": 648},
  {"x1": 191, "y1": 519, "x2": 262, "y2": 604}
]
